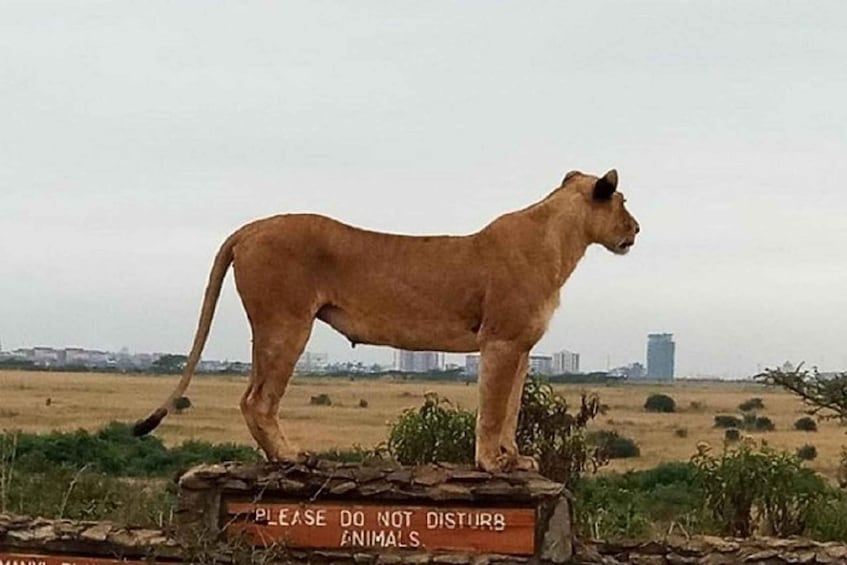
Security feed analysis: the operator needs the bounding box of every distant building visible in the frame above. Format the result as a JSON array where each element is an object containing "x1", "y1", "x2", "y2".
[
  {"x1": 610, "y1": 362, "x2": 646, "y2": 380},
  {"x1": 647, "y1": 333, "x2": 675, "y2": 380},
  {"x1": 396, "y1": 350, "x2": 442, "y2": 373},
  {"x1": 295, "y1": 351, "x2": 329, "y2": 373},
  {"x1": 465, "y1": 354, "x2": 480, "y2": 377},
  {"x1": 529, "y1": 355, "x2": 553, "y2": 375},
  {"x1": 552, "y1": 350, "x2": 580, "y2": 374}
]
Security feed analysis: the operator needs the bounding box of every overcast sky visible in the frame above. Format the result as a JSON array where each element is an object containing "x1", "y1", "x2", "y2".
[{"x1": 2, "y1": 2, "x2": 845, "y2": 378}]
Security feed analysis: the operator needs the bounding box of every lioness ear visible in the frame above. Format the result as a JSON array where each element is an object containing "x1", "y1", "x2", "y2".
[
  {"x1": 562, "y1": 170, "x2": 581, "y2": 186},
  {"x1": 592, "y1": 169, "x2": 618, "y2": 201}
]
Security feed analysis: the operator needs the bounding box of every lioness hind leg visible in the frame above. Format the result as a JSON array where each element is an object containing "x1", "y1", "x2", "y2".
[
  {"x1": 476, "y1": 340, "x2": 527, "y2": 472},
  {"x1": 241, "y1": 318, "x2": 313, "y2": 461},
  {"x1": 499, "y1": 353, "x2": 537, "y2": 471}
]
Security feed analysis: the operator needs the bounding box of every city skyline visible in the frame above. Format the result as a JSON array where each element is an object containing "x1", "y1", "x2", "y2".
[
  {"x1": 2, "y1": 4, "x2": 846, "y2": 379},
  {"x1": 2, "y1": 333, "x2": 799, "y2": 381}
]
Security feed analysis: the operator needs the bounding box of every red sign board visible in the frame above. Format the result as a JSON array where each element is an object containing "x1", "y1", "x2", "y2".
[
  {"x1": 0, "y1": 553, "x2": 150, "y2": 565},
  {"x1": 226, "y1": 501, "x2": 536, "y2": 555}
]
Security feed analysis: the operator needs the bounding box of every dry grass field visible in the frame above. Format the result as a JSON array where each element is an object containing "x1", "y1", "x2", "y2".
[{"x1": 1, "y1": 370, "x2": 844, "y2": 479}]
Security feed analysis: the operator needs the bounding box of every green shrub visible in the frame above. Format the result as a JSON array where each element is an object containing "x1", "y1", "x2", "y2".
[
  {"x1": 743, "y1": 412, "x2": 775, "y2": 432},
  {"x1": 575, "y1": 462, "x2": 705, "y2": 540},
  {"x1": 515, "y1": 378, "x2": 604, "y2": 487},
  {"x1": 644, "y1": 393, "x2": 676, "y2": 413},
  {"x1": 174, "y1": 396, "x2": 192, "y2": 413},
  {"x1": 724, "y1": 428, "x2": 741, "y2": 442},
  {"x1": 797, "y1": 444, "x2": 818, "y2": 461},
  {"x1": 714, "y1": 415, "x2": 742, "y2": 429},
  {"x1": 386, "y1": 377, "x2": 603, "y2": 488},
  {"x1": 3, "y1": 423, "x2": 259, "y2": 477},
  {"x1": 794, "y1": 417, "x2": 818, "y2": 432},
  {"x1": 808, "y1": 490, "x2": 847, "y2": 542},
  {"x1": 588, "y1": 430, "x2": 640, "y2": 459},
  {"x1": 739, "y1": 398, "x2": 765, "y2": 412},
  {"x1": 692, "y1": 440, "x2": 827, "y2": 537},
  {"x1": 310, "y1": 394, "x2": 332, "y2": 406},
  {"x1": 387, "y1": 393, "x2": 476, "y2": 466}
]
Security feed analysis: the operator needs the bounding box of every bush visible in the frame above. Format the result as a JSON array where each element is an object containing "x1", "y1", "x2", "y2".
[
  {"x1": 644, "y1": 393, "x2": 676, "y2": 413},
  {"x1": 588, "y1": 430, "x2": 640, "y2": 459},
  {"x1": 387, "y1": 377, "x2": 604, "y2": 488},
  {"x1": 795, "y1": 417, "x2": 818, "y2": 432},
  {"x1": 797, "y1": 444, "x2": 818, "y2": 461},
  {"x1": 739, "y1": 398, "x2": 765, "y2": 412},
  {"x1": 725, "y1": 428, "x2": 741, "y2": 442},
  {"x1": 358, "y1": 399, "x2": 369, "y2": 408},
  {"x1": 174, "y1": 396, "x2": 192, "y2": 413},
  {"x1": 808, "y1": 490, "x2": 847, "y2": 542},
  {"x1": 674, "y1": 428, "x2": 688, "y2": 438},
  {"x1": 743, "y1": 412, "x2": 775, "y2": 432},
  {"x1": 2, "y1": 423, "x2": 259, "y2": 477},
  {"x1": 515, "y1": 378, "x2": 604, "y2": 487},
  {"x1": 387, "y1": 393, "x2": 476, "y2": 466},
  {"x1": 839, "y1": 448, "x2": 847, "y2": 489},
  {"x1": 575, "y1": 462, "x2": 705, "y2": 540},
  {"x1": 714, "y1": 415, "x2": 742, "y2": 429},
  {"x1": 692, "y1": 440, "x2": 828, "y2": 537},
  {"x1": 310, "y1": 394, "x2": 332, "y2": 406}
]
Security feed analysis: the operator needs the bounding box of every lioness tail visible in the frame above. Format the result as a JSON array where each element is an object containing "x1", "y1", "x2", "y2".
[{"x1": 132, "y1": 231, "x2": 239, "y2": 437}]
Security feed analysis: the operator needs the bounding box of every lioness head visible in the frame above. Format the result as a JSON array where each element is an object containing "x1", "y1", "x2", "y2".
[{"x1": 563, "y1": 169, "x2": 640, "y2": 254}]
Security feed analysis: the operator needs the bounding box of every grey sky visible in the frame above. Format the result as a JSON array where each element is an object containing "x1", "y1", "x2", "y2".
[{"x1": 2, "y1": 2, "x2": 845, "y2": 378}]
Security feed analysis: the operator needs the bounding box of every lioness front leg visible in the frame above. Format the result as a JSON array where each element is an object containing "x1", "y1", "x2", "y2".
[
  {"x1": 499, "y1": 353, "x2": 538, "y2": 471},
  {"x1": 476, "y1": 340, "x2": 528, "y2": 472}
]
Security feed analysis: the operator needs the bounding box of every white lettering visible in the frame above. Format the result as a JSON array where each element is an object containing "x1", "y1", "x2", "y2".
[
  {"x1": 377, "y1": 510, "x2": 412, "y2": 528},
  {"x1": 494, "y1": 513, "x2": 506, "y2": 531},
  {"x1": 409, "y1": 530, "x2": 421, "y2": 547},
  {"x1": 424, "y1": 510, "x2": 508, "y2": 531},
  {"x1": 340, "y1": 509, "x2": 365, "y2": 528}
]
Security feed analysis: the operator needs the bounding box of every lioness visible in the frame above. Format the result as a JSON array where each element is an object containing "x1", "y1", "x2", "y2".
[{"x1": 134, "y1": 169, "x2": 639, "y2": 472}]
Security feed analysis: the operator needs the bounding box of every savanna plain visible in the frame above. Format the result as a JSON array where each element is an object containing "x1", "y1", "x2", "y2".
[{"x1": 1, "y1": 370, "x2": 842, "y2": 480}]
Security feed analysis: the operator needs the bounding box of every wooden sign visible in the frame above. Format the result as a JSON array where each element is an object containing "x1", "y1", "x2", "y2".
[
  {"x1": 0, "y1": 553, "x2": 151, "y2": 565},
  {"x1": 226, "y1": 501, "x2": 536, "y2": 555}
]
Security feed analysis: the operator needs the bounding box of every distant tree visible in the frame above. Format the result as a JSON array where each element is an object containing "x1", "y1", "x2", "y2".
[
  {"x1": 794, "y1": 417, "x2": 818, "y2": 432},
  {"x1": 644, "y1": 393, "x2": 676, "y2": 413},
  {"x1": 739, "y1": 398, "x2": 765, "y2": 412},
  {"x1": 151, "y1": 354, "x2": 187, "y2": 374},
  {"x1": 757, "y1": 365, "x2": 847, "y2": 422},
  {"x1": 174, "y1": 396, "x2": 192, "y2": 413}
]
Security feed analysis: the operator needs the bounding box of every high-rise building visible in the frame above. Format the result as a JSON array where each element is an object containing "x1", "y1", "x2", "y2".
[
  {"x1": 529, "y1": 355, "x2": 554, "y2": 375},
  {"x1": 396, "y1": 350, "x2": 442, "y2": 373},
  {"x1": 647, "y1": 333, "x2": 675, "y2": 380},
  {"x1": 552, "y1": 350, "x2": 580, "y2": 374},
  {"x1": 295, "y1": 351, "x2": 329, "y2": 373},
  {"x1": 464, "y1": 354, "x2": 481, "y2": 377}
]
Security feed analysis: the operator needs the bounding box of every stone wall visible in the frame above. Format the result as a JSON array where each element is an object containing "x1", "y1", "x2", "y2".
[
  {"x1": 3, "y1": 459, "x2": 847, "y2": 564},
  {"x1": 177, "y1": 457, "x2": 574, "y2": 563},
  {"x1": 4, "y1": 512, "x2": 847, "y2": 564},
  {"x1": 585, "y1": 536, "x2": 847, "y2": 564}
]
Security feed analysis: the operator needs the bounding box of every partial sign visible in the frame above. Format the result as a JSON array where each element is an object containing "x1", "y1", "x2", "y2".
[
  {"x1": 0, "y1": 553, "x2": 151, "y2": 565},
  {"x1": 226, "y1": 501, "x2": 536, "y2": 555}
]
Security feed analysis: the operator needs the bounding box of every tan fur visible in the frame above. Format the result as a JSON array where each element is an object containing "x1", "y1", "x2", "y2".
[{"x1": 133, "y1": 169, "x2": 639, "y2": 471}]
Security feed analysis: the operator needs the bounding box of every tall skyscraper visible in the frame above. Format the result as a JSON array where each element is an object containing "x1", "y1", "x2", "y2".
[
  {"x1": 396, "y1": 350, "x2": 442, "y2": 373},
  {"x1": 647, "y1": 333, "x2": 675, "y2": 380},
  {"x1": 552, "y1": 350, "x2": 580, "y2": 374}
]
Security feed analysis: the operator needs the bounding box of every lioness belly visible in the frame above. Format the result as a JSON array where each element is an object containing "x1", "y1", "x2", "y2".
[{"x1": 316, "y1": 304, "x2": 480, "y2": 353}]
